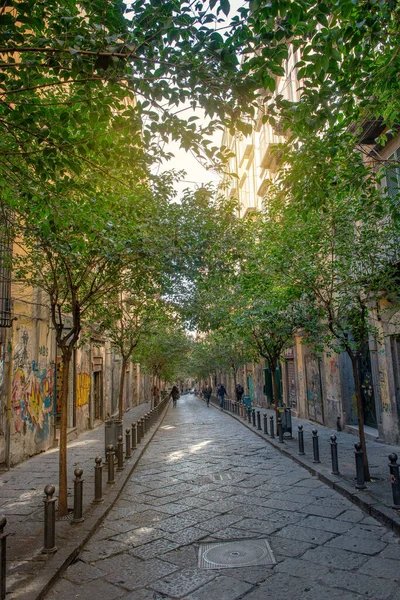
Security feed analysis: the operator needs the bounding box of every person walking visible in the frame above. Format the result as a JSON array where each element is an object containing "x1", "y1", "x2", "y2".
[
  {"x1": 216, "y1": 383, "x2": 227, "y2": 410},
  {"x1": 235, "y1": 383, "x2": 244, "y2": 404},
  {"x1": 205, "y1": 385, "x2": 212, "y2": 407},
  {"x1": 170, "y1": 384, "x2": 180, "y2": 408}
]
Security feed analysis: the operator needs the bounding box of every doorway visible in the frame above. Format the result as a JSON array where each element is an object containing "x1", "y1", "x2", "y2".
[
  {"x1": 359, "y1": 349, "x2": 377, "y2": 428},
  {"x1": 305, "y1": 356, "x2": 324, "y2": 424},
  {"x1": 93, "y1": 371, "x2": 103, "y2": 421},
  {"x1": 285, "y1": 360, "x2": 297, "y2": 409}
]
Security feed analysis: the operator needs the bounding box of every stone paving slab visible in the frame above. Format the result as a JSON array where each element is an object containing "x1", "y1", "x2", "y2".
[
  {"x1": 212, "y1": 396, "x2": 400, "y2": 534},
  {"x1": 42, "y1": 393, "x2": 400, "y2": 600}
]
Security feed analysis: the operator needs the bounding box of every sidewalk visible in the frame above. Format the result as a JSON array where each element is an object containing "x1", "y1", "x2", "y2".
[
  {"x1": 211, "y1": 397, "x2": 400, "y2": 535},
  {"x1": 1, "y1": 399, "x2": 169, "y2": 600}
]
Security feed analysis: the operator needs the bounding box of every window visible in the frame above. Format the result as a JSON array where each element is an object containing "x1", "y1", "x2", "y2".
[{"x1": 385, "y1": 147, "x2": 400, "y2": 201}]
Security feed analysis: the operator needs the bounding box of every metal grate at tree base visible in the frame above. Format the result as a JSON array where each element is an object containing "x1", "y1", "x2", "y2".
[{"x1": 198, "y1": 539, "x2": 276, "y2": 569}]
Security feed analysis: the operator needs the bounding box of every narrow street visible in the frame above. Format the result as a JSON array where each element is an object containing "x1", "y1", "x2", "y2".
[{"x1": 46, "y1": 394, "x2": 400, "y2": 600}]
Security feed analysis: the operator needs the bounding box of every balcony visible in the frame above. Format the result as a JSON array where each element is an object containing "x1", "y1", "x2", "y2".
[
  {"x1": 257, "y1": 178, "x2": 271, "y2": 197},
  {"x1": 239, "y1": 142, "x2": 254, "y2": 167},
  {"x1": 259, "y1": 128, "x2": 282, "y2": 172}
]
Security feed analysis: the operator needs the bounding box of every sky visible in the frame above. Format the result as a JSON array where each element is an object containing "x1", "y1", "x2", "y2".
[
  {"x1": 155, "y1": 0, "x2": 245, "y2": 200},
  {"x1": 157, "y1": 123, "x2": 222, "y2": 200}
]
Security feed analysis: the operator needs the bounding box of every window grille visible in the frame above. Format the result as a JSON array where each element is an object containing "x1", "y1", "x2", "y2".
[{"x1": 0, "y1": 228, "x2": 12, "y2": 328}]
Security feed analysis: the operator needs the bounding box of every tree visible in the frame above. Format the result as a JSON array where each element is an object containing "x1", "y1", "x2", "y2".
[
  {"x1": 0, "y1": 0, "x2": 258, "y2": 195},
  {"x1": 234, "y1": 282, "x2": 306, "y2": 416},
  {"x1": 264, "y1": 162, "x2": 400, "y2": 480},
  {"x1": 9, "y1": 155, "x2": 170, "y2": 514},
  {"x1": 232, "y1": 1, "x2": 400, "y2": 135},
  {"x1": 136, "y1": 320, "x2": 190, "y2": 388},
  {"x1": 188, "y1": 328, "x2": 255, "y2": 389},
  {"x1": 96, "y1": 279, "x2": 163, "y2": 420}
]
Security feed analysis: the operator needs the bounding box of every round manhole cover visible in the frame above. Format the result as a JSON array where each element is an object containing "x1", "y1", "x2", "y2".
[{"x1": 199, "y1": 539, "x2": 276, "y2": 569}]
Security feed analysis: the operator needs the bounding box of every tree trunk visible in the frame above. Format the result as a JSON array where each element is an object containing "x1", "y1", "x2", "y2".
[
  {"x1": 58, "y1": 352, "x2": 71, "y2": 516},
  {"x1": 232, "y1": 368, "x2": 237, "y2": 388},
  {"x1": 118, "y1": 356, "x2": 127, "y2": 421},
  {"x1": 349, "y1": 352, "x2": 370, "y2": 481},
  {"x1": 270, "y1": 357, "x2": 280, "y2": 432}
]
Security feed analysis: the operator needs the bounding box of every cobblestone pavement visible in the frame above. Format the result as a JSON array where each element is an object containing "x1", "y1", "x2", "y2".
[
  {"x1": 46, "y1": 394, "x2": 400, "y2": 600},
  {"x1": 217, "y1": 398, "x2": 400, "y2": 513},
  {"x1": 1, "y1": 401, "x2": 150, "y2": 598}
]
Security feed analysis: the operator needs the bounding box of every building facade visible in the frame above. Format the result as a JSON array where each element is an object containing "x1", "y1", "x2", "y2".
[
  {"x1": 219, "y1": 47, "x2": 400, "y2": 444},
  {"x1": 0, "y1": 274, "x2": 152, "y2": 468}
]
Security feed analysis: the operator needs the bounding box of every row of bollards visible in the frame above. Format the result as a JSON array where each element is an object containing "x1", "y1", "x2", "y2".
[
  {"x1": 216, "y1": 395, "x2": 400, "y2": 516},
  {"x1": 227, "y1": 399, "x2": 400, "y2": 507},
  {"x1": 40, "y1": 396, "x2": 170, "y2": 561}
]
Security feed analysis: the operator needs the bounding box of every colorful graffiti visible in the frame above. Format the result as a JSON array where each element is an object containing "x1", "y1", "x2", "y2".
[
  {"x1": 76, "y1": 372, "x2": 91, "y2": 407},
  {"x1": 12, "y1": 329, "x2": 54, "y2": 437}
]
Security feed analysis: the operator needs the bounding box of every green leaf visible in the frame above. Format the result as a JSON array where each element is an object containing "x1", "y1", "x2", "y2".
[{"x1": 220, "y1": 0, "x2": 230, "y2": 16}]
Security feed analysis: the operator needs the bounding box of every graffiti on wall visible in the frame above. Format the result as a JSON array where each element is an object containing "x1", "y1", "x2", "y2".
[
  {"x1": 76, "y1": 372, "x2": 91, "y2": 407},
  {"x1": 12, "y1": 328, "x2": 54, "y2": 437}
]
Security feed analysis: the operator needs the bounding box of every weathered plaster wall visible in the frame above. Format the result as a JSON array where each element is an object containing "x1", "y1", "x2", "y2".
[
  {"x1": 378, "y1": 304, "x2": 400, "y2": 444},
  {"x1": 10, "y1": 317, "x2": 55, "y2": 465},
  {"x1": 321, "y1": 352, "x2": 342, "y2": 429}
]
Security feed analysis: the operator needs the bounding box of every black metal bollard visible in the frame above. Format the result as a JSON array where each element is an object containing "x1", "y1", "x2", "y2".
[
  {"x1": 93, "y1": 457, "x2": 103, "y2": 503},
  {"x1": 125, "y1": 428, "x2": 132, "y2": 460},
  {"x1": 355, "y1": 442, "x2": 366, "y2": 490},
  {"x1": 270, "y1": 415, "x2": 275, "y2": 438},
  {"x1": 143, "y1": 414, "x2": 147, "y2": 435},
  {"x1": 330, "y1": 435, "x2": 340, "y2": 475},
  {"x1": 298, "y1": 425, "x2": 305, "y2": 455},
  {"x1": 263, "y1": 413, "x2": 268, "y2": 434},
  {"x1": 252, "y1": 408, "x2": 256, "y2": 427},
  {"x1": 247, "y1": 407, "x2": 251, "y2": 423},
  {"x1": 388, "y1": 454, "x2": 400, "y2": 508},
  {"x1": 107, "y1": 445, "x2": 115, "y2": 484},
  {"x1": 137, "y1": 420, "x2": 142, "y2": 444},
  {"x1": 257, "y1": 411, "x2": 261, "y2": 430},
  {"x1": 132, "y1": 422, "x2": 137, "y2": 449},
  {"x1": 42, "y1": 485, "x2": 57, "y2": 554},
  {"x1": 146, "y1": 413, "x2": 150, "y2": 430},
  {"x1": 117, "y1": 435, "x2": 124, "y2": 472},
  {"x1": 312, "y1": 429, "x2": 320, "y2": 463},
  {"x1": 0, "y1": 517, "x2": 6, "y2": 600},
  {"x1": 278, "y1": 417, "x2": 284, "y2": 443},
  {"x1": 337, "y1": 416, "x2": 342, "y2": 432},
  {"x1": 72, "y1": 468, "x2": 84, "y2": 524}
]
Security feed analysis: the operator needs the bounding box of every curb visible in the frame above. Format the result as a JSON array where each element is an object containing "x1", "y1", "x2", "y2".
[
  {"x1": 19, "y1": 401, "x2": 171, "y2": 600},
  {"x1": 210, "y1": 401, "x2": 400, "y2": 537}
]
